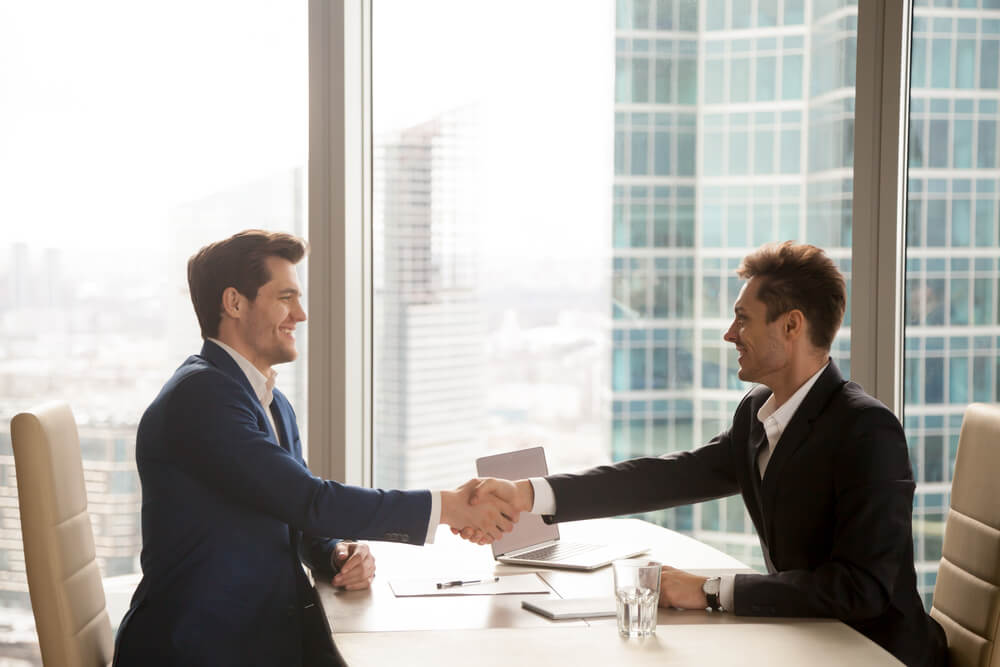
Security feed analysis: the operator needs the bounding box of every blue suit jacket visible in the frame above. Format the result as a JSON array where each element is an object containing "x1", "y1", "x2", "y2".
[{"x1": 113, "y1": 341, "x2": 431, "y2": 667}]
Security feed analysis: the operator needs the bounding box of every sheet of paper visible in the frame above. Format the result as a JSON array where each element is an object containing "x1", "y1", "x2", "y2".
[{"x1": 390, "y1": 573, "x2": 550, "y2": 597}]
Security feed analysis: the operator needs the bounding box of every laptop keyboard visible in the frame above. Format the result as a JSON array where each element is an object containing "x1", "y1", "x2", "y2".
[{"x1": 515, "y1": 542, "x2": 603, "y2": 562}]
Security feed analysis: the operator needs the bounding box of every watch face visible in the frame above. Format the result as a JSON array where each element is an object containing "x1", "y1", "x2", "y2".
[{"x1": 703, "y1": 577, "x2": 721, "y2": 595}]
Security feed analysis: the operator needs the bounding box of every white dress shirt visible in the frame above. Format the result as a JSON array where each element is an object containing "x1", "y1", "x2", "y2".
[
  {"x1": 207, "y1": 338, "x2": 442, "y2": 543},
  {"x1": 528, "y1": 361, "x2": 830, "y2": 612}
]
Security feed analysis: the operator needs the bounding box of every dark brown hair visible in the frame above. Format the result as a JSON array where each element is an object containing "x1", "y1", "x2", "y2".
[
  {"x1": 187, "y1": 230, "x2": 308, "y2": 339},
  {"x1": 736, "y1": 241, "x2": 846, "y2": 350}
]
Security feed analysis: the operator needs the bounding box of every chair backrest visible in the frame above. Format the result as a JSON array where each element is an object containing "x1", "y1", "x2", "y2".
[
  {"x1": 10, "y1": 402, "x2": 114, "y2": 667},
  {"x1": 930, "y1": 402, "x2": 1000, "y2": 667}
]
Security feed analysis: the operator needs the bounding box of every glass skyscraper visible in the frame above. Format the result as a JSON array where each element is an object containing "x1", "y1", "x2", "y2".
[
  {"x1": 612, "y1": 0, "x2": 999, "y2": 608},
  {"x1": 905, "y1": 0, "x2": 1000, "y2": 606},
  {"x1": 374, "y1": 107, "x2": 489, "y2": 490}
]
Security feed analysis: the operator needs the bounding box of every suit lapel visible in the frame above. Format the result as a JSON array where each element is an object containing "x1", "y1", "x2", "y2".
[
  {"x1": 200, "y1": 340, "x2": 282, "y2": 449},
  {"x1": 758, "y1": 361, "x2": 848, "y2": 540},
  {"x1": 269, "y1": 399, "x2": 293, "y2": 453},
  {"x1": 201, "y1": 340, "x2": 258, "y2": 399}
]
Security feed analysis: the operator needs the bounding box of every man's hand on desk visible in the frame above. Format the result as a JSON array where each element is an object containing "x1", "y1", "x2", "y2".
[
  {"x1": 332, "y1": 541, "x2": 376, "y2": 590},
  {"x1": 658, "y1": 565, "x2": 708, "y2": 610},
  {"x1": 441, "y1": 479, "x2": 520, "y2": 545}
]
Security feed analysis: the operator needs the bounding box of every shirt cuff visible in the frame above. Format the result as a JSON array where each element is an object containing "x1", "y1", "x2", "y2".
[
  {"x1": 529, "y1": 477, "x2": 557, "y2": 515},
  {"x1": 720, "y1": 574, "x2": 735, "y2": 612},
  {"x1": 425, "y1": 491, "x2": 441, "y2": 544}
]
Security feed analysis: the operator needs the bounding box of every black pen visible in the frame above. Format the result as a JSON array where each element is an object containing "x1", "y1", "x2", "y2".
[{"x1": 436, "y1": 576, "x2": 500, "y2": 589}]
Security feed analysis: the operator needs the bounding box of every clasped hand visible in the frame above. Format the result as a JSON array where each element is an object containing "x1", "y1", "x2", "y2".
[
  {"x1": 442, "y1": 477, "x2": 535, "y2": 545},
  {"x1": 441, "y1": 478, "x2": 527, "y2": 545}
]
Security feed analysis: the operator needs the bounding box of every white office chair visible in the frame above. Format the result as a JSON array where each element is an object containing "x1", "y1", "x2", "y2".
[
  {"x1": 930, "y1": 402, "x2": 1000, "y2": 667},
  {"x1": 10, "y1": 402, "x2": 114, "y2": 667}
]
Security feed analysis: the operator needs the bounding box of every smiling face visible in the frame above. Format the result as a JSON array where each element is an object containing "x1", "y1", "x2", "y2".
[
  {"x1": 723, "y1": 276, "x2": 789, "y2": 385},
  {"x1": 228, "y1": 256, "x2": 306, "y2": 373}
]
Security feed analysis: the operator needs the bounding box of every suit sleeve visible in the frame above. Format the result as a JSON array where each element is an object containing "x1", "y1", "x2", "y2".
[
  {"x1": 732, "y1": 406, "x2": 915, "y2": 621},
  {"x1": 165, "y1": 369, "x2": 431, "y2": 545},
  {"x1": 544, "y1": 426, "x2": 742, "y2": 524},
  {"x1": 283, "y1": 412, "x2": 342, "y2": 576}
]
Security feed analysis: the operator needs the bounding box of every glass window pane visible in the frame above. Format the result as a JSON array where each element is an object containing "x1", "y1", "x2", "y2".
[
  {"x1": 757, "y1": 56, "x2": 777, "y2": 101},
  {"x1": 931, "y1": 38, "x2": 951, "y2": 88},
  {"x1": 949, "y1": 357, "x2": 969, "y2": 404},
  {"x1": 731, "y1": 59, "x2": 751, "y2": 102},
  {"x1": 981, "y1": 41, "x2": 999, "y2": 89},
  {"x1": 655, "y1": 58, "x2": 673, "y2": 104},
  {"x1": 785, "y1": 0, "x2": 804, "y2": 25},
  {"x1": 633, "y1": 58, "x2": 650, "y2": 102},
  {"x1": 632, "y1": 131, "x2": 650, "y2": 174},
  {"x1": 956, "y1": 40, "x2": 975, "y2": 89},
  {"x1": 905, "y1": 2, "x2": 1000, "y2": 613},
  {"x1": 978, "y1": 120, "x2": 997, "y2": 168},
  {"x1": 954, "y1": 120, "x2": 973, "y2": 168},
  {"x1": 705, "y1": 60, "x2": 725, "y2": 103},
  {"x1": 373, "y1": 0, "x2": 853, "y2": 592},
  {"x1": 929, "y1": 119, "x2": 950, "y2": 168},
  {"x1": 783, "y1": 54, "x2": 804, "y2": 99},
  {"x1": 0, "y1": 2, "x2": 307, "y2": 656},
  {"x1": 706, "y1": 0, "x2": 725, "y2": 30},
  {"x1": 912, "y1": 37, "x2": 927, "y2": 88},
  {"x1": 952, "y1": 199, "x2": 971, "y2": 246}
]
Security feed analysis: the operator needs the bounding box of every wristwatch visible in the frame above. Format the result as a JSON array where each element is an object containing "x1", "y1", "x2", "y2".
[{"x1": 703, "y1": 576, "x2": 723, "y2": 612}]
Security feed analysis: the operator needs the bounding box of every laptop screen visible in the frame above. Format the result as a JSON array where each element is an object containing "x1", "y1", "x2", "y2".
[{"x1": 475, "y1": 446, "x2": 560, "y2": 557}]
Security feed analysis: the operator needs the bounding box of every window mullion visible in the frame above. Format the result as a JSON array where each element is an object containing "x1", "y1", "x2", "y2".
[
  {"x1": 851, "y1": 0, "x2": 912, "y2": 417},
  {"x1": 308, "y1": 0, "x2": 373, "y2": 486}
]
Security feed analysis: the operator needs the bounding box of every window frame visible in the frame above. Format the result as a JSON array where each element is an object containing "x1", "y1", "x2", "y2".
[{"x1": 308, "y1": 0, "x2": 373, "y2": 486}]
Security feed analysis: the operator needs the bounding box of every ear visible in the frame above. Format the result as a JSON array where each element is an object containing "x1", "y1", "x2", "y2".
[
  {"x1": 221, "y1": 287, "x2": 243, "y2": 320},
  {"x1": 784, "y1": 309, "x2": 806, "y2": 340}
]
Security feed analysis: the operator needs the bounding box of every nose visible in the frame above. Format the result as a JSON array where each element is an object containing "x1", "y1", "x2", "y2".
[
  {"x1": 294, "y1": 301, "x2": 307, "y2": 323},
  {"x1": 723, "y1": 321, "x2": 737, "y2": 343}
]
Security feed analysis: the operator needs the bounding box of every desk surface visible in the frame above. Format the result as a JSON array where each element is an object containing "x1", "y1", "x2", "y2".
[{"x1": 318, "y1": 518, "x2": 902, "y2": 666}]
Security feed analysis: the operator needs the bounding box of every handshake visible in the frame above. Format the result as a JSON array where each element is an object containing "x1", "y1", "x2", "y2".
[{"x1": 439, "y1": 477, "x2": 536, "y2": 545}]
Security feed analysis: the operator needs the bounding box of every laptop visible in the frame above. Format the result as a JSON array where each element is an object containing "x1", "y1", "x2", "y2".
[{"x1": 476, "y1": 446, "x2": 647, "y2": 570}]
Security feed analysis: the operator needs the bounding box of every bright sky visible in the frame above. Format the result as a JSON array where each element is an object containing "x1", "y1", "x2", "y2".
[
  {"x1": 374, "y1": 1, "x2": 614, "y2": 262},
  {"x1": 0, "y1": 1, "x2": 612, "y2": 261},
  {"x1": 0, "y1": 1, "x2": 307, "y2": 251}
]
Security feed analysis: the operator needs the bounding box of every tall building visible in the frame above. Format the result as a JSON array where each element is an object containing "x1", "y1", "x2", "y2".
[
  {"x1": 904, "y1": 1, "x2": 1000, "y2": 606},
  {"x1": 611, "y1": 0, "x2": 998, "y2": 608},
  {"x1": 374, "y1": 108, "x2": 488, "y2": 490}
]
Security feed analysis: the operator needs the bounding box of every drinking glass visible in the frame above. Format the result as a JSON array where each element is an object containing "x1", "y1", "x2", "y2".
[{"x1": 612, "y1": 558, "x2": 661, "y2": 638}]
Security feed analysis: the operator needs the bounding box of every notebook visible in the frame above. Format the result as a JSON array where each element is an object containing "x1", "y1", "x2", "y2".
[
  {"x1": 521, "y1": 597, "x2": 617, "y2": 620},
  {"x1": 476, "y1": 446, "x2": 647, "y2": 570}
]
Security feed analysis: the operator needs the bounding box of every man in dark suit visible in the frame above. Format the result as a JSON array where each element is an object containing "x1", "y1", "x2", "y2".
[
  {"x1": 113, "y1": 230, "x2": 516, "y2": 667},
  {"x1": 471, "y1": 242, "x2": 948, "y2": 667}
]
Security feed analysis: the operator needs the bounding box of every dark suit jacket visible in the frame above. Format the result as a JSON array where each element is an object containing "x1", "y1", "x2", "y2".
[
  {"x1": 113, "y1": 341, "x2": 431, "y2": 667},
  {"x1": 545, "y1": 361, "x2": 947, "y2": 667}
]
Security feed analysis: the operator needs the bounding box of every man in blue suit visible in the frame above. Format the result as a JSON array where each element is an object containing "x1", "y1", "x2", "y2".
[{"x1": 113, "y1": 230, "x2": 515, "y2": 667}]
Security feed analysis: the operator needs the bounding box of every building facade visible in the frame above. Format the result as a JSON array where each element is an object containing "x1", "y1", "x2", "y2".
[
  {"x1": 612, "y1": 0, "x2": 1000, "y2": 608},
  {"x1": 374, "y1": 108, "x2": 489, "y2": 490}
]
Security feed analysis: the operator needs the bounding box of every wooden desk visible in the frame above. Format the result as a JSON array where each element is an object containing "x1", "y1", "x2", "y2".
[{"x1": 318, "y1": 518, "x2": 902, "y2": 665}]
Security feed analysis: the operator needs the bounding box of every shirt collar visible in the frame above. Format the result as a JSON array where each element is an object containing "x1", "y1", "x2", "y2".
[
  {"x1": 756, "y1": 361, "x2": 829, "y2": 430},
  {"x1": 207, "y1": 338, "x2": 277, "y2": 409}
]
